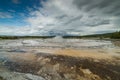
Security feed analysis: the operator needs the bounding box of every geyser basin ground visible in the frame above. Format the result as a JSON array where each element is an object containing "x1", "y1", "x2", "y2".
[{"x1": 0, "y1": 38, "x2": 120, "y2": 80}]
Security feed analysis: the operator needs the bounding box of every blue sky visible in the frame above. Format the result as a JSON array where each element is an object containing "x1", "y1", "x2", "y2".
[
  {"x1": 0, "y1": 0, "x2": 42, "y2": 26},
  {"x1": 0, "y1": 0, "x2": 120, "y2": 36}
]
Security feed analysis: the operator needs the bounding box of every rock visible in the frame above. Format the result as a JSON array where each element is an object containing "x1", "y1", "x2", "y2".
[
  {"x1": 25, "y1": 73, "x2": 45, "y2": 80},
  {"x1": 37, "y1": 57, "x2": 51, "y2": 65},
  {"x1": 53, "y1": 63, "x2": 59, "y2": 71},
  {"x1": 64, "y1": 73, "x2": 77, "y2": 80},
  {"x1": 80, "y1": 68, "x2": 92, "y2": 75},
  {"x1": 70, "y1": 67, "x2": 74, "y2": 69},
  {"x1": 79, "y1": 68, "x2": 102, "y2": 80},
  {"x1": 93, "y1": 59, "x2": 100, "y2": 62},
  {"x1": 0, "y1": 71, "x2": 45, "y2": 80}
]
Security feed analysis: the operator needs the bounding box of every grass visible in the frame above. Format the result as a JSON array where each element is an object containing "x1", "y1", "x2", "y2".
[{"x1": 0, "y1": 76, "x2": 5, "y2": 80}]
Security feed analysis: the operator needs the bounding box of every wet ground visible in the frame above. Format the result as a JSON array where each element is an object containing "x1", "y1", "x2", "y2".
[{"x1": 0, "y1": 38, "x2": 120, "y2": 80}]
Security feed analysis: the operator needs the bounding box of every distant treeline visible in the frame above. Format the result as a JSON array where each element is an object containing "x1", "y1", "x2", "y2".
[
  {"x1": 0, "y1": 31, "x2": 120, "y2": 39},
  {"x1": 0, "y1": 36, "x2": 55, "y2": 39},
  {"x1": 63, "y1": 31, "x2": 120, "y2": 39}
]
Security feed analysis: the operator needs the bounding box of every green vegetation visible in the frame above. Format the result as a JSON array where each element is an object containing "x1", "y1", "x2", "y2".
[
  {"x1": 62, "y1": 36, "x2": 82, "y2": 39},
  {"x1": 0, "y1": 76, "x2": 5, "y2": 80},
  {"x1": 63, "y1": 31, "x2": 120, "y2": 39},
  {"x1": 0, "y1": 36, "x2": 55, "y2": 40},
  {"x1": 110, "y1": 31, "x2": 120, "y2": 39},
  {"x1": 0, "y1": 31, "x2": 120, "y2": 39}
]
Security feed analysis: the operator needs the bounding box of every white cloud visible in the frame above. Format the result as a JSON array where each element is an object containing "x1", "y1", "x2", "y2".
[
  {"x1": 25, "y1": 0, "x2": 120, "y2": 35},
  {"x1": 0, "y1": 12, "x2": 12, "y2": 18},
  {"x1": 1, "y1": 0, "x2": 120, "y2": 36}
]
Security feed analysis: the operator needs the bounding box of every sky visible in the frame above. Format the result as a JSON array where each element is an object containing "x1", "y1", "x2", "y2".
[{"x1": 0, "y1": 0, "x2": 120, "y2": 36}]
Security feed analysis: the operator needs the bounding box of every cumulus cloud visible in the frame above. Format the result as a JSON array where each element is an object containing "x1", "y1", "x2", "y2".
[
  {"x1": 1, "y1": 0, "x2": 120, "y2": 36},
  {"x1": 0, "y1": 26, "x2": 31, "y2": 35},
  {"x1": 73, "y1": 0, "x2": 120, "y2": 16},
  {"x1": 24, "y1": 0, "x2": 120, "y2": 35}
]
